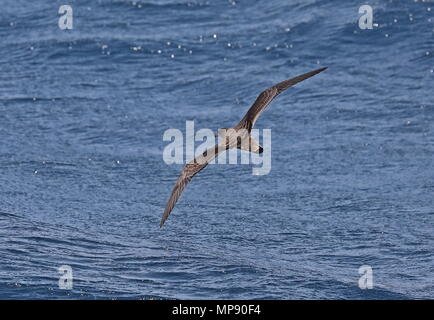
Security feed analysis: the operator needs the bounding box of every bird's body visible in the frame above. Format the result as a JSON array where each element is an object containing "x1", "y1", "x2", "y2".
[{"x1": 160, "y1": 67, "x2": 327, "y2": 227}]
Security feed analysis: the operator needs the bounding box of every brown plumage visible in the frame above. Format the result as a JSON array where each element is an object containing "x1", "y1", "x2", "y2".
[
  {"x1": 160, "y1": 143, "x2": 227, "y2": 227},
  {"x1": 160, "y1": 67, "x2": 327, "y2": 227},
  {"x1": 236, "y1": 67, "x2": 328, "y2": 131}
]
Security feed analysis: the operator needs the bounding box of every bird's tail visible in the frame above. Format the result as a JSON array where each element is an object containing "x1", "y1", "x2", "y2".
[{"x1": 238, "y1": 136, "x2": 263, "y2": 154}]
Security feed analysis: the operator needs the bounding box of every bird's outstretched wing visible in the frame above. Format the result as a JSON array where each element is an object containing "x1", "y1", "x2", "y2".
[
  {"x1": 237, "y1": 67, "x2": 327, "y2": 129},
  {"x1": 160, "y1": 143, "x2": 227, "y2": 227}
]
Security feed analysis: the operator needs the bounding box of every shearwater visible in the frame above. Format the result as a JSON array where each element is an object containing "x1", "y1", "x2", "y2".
[{"x1": 160, "y1": 67, "x2": 327, "y2": 227}]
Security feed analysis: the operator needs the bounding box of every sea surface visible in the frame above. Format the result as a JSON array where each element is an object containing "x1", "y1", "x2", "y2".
[{"x1": 0, "y1": 0, "x2": 433, "y2": 299}]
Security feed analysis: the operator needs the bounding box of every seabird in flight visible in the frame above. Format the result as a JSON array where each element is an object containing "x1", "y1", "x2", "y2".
[{"x1": 160, "y1": 67, "x2": 327, "y2": 227}]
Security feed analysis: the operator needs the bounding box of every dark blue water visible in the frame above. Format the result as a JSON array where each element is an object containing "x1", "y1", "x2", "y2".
[{"x1": 1, "y1": 0, "x2": 433, "y2": 299}]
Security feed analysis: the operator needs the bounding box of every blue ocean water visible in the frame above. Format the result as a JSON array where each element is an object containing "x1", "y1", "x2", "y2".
[{"x1": 0, "y1": 0, "x2": 433, "y2": 299}]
